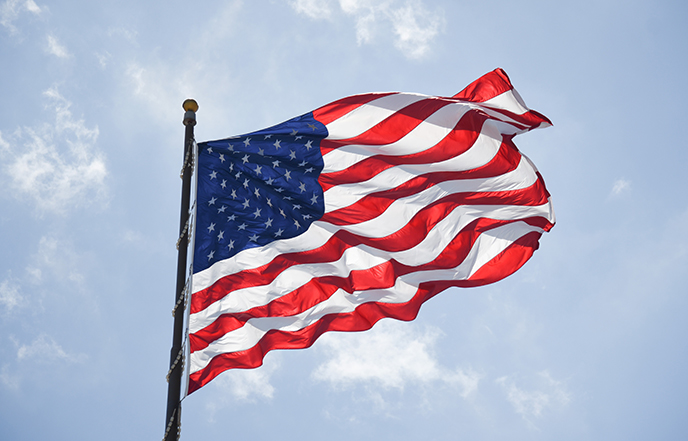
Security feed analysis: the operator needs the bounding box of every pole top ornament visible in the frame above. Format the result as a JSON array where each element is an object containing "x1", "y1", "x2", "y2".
[{"x1": 183, "y1": 99, "x2": 199, "y2": 113}]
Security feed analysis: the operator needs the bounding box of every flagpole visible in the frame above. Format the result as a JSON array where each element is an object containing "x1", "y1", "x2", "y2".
[{"x1": 164, "y1": 99, "x2": 198, "y2": 441}]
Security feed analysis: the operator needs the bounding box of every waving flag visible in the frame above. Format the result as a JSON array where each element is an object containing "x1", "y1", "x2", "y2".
[{"x1": 187, "y1": 68, "x2": 555, "y2": 394}]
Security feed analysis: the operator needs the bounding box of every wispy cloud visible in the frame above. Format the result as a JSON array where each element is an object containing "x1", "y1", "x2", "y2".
[
  {"x1": 289, "y1": 0, "x2": 334, "y2": 20},
  {"x1": 289, "y1": 0, "x2": 444, "y2": 59},
  {"x1": 496, "y1": 371, "x2": 571, "y2": 426},
  {"x1": 46, "y1": 34, "x2": 70, "y2": 58},
  {"x1": 312, "y1": 320, "x2": 482, "y2": 402},
  {"x1": 0, "y1": 274, "x2": 23, "y2": 313},
  {"x1": 211, "y1": 358, "x2": 279, "y2": 402},
  {"x1": 0, "y1": 0, "x2": 43, "y2": 34},
  {"x1": 611, "y1": 178, "x2": 631, "y2": 197},
  {"x1": 0, "y1": 88, "x2": 107, "y2": 214}
]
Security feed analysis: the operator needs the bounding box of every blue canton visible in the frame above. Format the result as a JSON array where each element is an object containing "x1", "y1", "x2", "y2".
[{"x1": 193, "y1": 112, "x2": 327, "y2": 273}]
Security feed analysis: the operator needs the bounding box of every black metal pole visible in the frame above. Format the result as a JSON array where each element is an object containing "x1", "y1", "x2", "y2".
[{"x1": 164, "y1": 99, "x2": 198, "y2": 441}]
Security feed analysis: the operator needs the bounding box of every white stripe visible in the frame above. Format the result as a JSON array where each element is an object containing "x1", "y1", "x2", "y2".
[
  {"x1": 327, "y1": 155, "x2": 540, "y2": 237},
  {"x1": 323, "y1": 122, "x2": 503, "y2": 212},
  {"x1": 189, "y1": 221, "x2": 540, "y2": 374},
  {"x1": 481, "y1": 89, "x2": 530, "y2": 115},
  {"x1": 325, "y1": 93, "x2": 429, "y2": 140},
  {"x1": 321, "y1": 103, "x2": 472, "y2": 173}
]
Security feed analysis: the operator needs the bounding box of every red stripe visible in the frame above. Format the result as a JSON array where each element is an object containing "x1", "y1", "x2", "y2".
[
  {"x1": 189, "y1": 217, "x2": 550, "y2": 352},
  {"x1": 319, "y1": 97, "x2": 453, "y2": 156},
  {"x1": 312, "y1": 92, "x2": 397, "y2": 126},
  {"x1": 322, "y1": 174, "x2": 550, "y2": 226},
  {"x1": 452, "y1": 68, "x2": 513, "y2": 102},
  {"x1": 319, "y1": 110, "x2": 488, "y2": 191},
  {"x1": 188, "y1": 230, "x2": 543, "y2": 394}
]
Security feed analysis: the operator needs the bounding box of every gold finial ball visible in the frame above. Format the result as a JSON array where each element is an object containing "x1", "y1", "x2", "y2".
[{"x1": 183, "y1": 99, "x2": 199, "y2": 113}]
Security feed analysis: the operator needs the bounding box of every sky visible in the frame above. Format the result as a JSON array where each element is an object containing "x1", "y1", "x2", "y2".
[{"x1": 1, "y1": 0, "x2": 687, "y2": 440}]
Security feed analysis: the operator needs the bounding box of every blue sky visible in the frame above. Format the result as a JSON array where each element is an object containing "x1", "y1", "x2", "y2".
[{"x1": 1, "y1": 0, "x2": 687, "y2": 440}]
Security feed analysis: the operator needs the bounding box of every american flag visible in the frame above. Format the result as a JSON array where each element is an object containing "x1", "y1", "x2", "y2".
[{"x1": 187, "y1": 68, "x2": 555, "y2": 394}]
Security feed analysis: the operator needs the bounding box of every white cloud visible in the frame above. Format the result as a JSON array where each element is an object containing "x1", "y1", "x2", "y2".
[
  {"x1": 312, "y1": 320, "x2": 481, "y2": 399},
  {"x1": 212, "y1": 360, "x2": 278, "y2": 402},
  {"x1": 289, "y1": 0, "x2": 444, "y2": 59},
  {"x1": 290, "y1": 0, "x2": 335, "y2": 20},
  {"x1": 15, "y1": 333, "x2": 87, "y2": 364},
  {"x1": 0, "y1": 88, "x2": 107, "y2": 214},
  {"x1": 0, "y1": 0, "x2": 43, "y2": 34},
  {"x1": 611, "y1": 178, "x2": 631, "y2": 197},
  {"x1": 496, "y1": 371, "x2": 571, "y2": 424},
  {"x1": 46, "y1": 34, "x2": 69, "y2": 58},
  {"x1": 389, "y1": 2, "x2": 441, "y2": 59},
  {"x1": 27, "y1": 236, "x2": 86, "y2": 286},
  {"x1": 0, "y1": 275, "x2": 23, "y2": 313}
]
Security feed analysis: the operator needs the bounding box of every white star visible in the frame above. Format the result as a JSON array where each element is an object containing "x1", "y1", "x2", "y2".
[
  {"x1": 242, "y1": 199, "x2": 250, "y2": 209},
  {"x1": 238, "y1": 223, "x2": 247, "y2": 231},
  {"x1": 229, "y1": 163, "x2": 234, "y2": 172},
  {"x1": 235, "y1": 171, "x2": 242, "y2": 179},
  {"x1": 230, "y1": 189, "x2": 237, "y2": 199},
  {"x1": 299, "y1": 160, "x2": 307, "y2": 167},
  {"x1": 264, "y1": 134, "x2": 272, "y2": 139},
  {"x1": 302, "y1": 214, "x2": 312, "y2": 220},
  {"x1": 209, "y1": 170, "x2": 217, "y2": 179},
  {"x1": 227, "y1": 214, "x2": 236, "y2": 221},
  {"x1": 307, "y1": 123, "x2": 317, "y2": 131},
  {"x1": 272, "y1": 160, "x2": 280, "y2": 168},
  {"x1": 284, "y1": 170, "x2": 292, "y2": 181},
  {"x1": 273, "y1": 139, "x2": 282, "y2": 150},
  {"x1": 310, "y1": 193, "x2": 319, "y2": 204},
  {"x1": 294, "y1": 219, "x2": 301, "y2": 229},
  {"x1": 305, "y1": 140, "x2": 313, "y2": 150},
  {"x1": 274, "y1": 228, "x2": 284, "y2": 237},
  {"x1": 219, "y1": 154, "x2": 225, "y2": 163},
  {"x1": 283, "y1": 195, "x2": 293, "y2": 201},
  {"x1": 218, "y1": 205, "x2": 227, "y2": 213},
  {"x1": 266, "y1": 177, "x2": 274, "y2": 185},
  {"x1": 298, "y1": 182, "x2": 306, "y2": 193},
  {"x1": 249, "y1": 234, "x2": 259, "y2": 242},
  {"x1": 228, "y1": 239, "x2": 235, "y2": 250},
  {"x1": 266, "y1": 197, "x2": 272, "y2": 207},
  {"x1": 218, "y1": 230, "x2": 224, "y2": 240},
  {"x1": 292, "y1": 204, "x2": 302, "y2": 210},
  {"x1": 252, "y1": 208, "x2": 262, "y2": 218},
  {"x1": 305, "y1": 167, "x2": 314, "y2": 174},
  {"x1": 289, "y1": 150, "x2": 297, "y2": 160},
  {"x1": 221, "y1": 179, "x2": 227, "y2": 189},
  {"x1": 264, "y1": 217, "x2": 273, "y2": 228},
  {"x1": 275, "y1": 187, "x2": 284, "y2": 193},
  {"x1": 295, "y1": 135, "x2": 303, "y2": 140},
  {"x1": 207, "y1": 250, "x2": 215, "y2": 260},
  {"x1": 227, "y1": 143, "x2": 234, "y2": 151},
  {"x1": 254, "y1": 187, "x2": 260, "y2": 198},
  {"x1": 255, "y1": 165, "x2": 262, "y2": 175},
  {"x1": 207, "y1": 223, "x2": 216, "y2": 232},
  {"x1": 243, "y1": 178, "x2": 249, "y2": 189},
  {"x1": 279, "y1": 208, "x2": 286, "y2": 218},
  {"x1": 242, "y1": 154, "x2": 250, "y2": 164},
  {"x1": 206, "y1": 147, "x2": 213, "y2": 154},
  {"x1": 243, "y1": 138, "x2": 251, "y2": 147},
  {"x1": 208, "y1": 197, "x2": 217, "y2": 206},
  {"x1": 290, "y1": 129, "x2": 298, "y2": 136},
  {"x1": 258, "y1": 148, "x2": 265, "y2": 156}
]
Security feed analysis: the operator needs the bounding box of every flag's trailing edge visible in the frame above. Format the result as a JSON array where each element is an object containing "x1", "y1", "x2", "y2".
[{"x1": 187, "y1": 68, "x2": 554, "y2": 394}]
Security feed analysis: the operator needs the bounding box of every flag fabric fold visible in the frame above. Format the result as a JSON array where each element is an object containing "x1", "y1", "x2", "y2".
[{"x1": 187, "y1": 68, "x2": 554, "y2": 394}]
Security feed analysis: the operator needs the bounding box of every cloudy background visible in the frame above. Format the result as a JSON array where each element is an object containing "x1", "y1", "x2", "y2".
[{"x1": 1, "y1": 0, "x2": 687, "y2": 440}]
